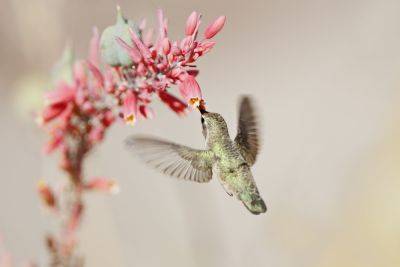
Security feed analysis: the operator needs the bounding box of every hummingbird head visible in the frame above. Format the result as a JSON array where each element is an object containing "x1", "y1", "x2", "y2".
[{"x1": 200, "y1": 111, "x2": 229, "y2": 139}]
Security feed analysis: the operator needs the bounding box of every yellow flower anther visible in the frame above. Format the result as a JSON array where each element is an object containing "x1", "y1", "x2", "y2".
[{"x1": 125, "y1": 114, "x2": 136, "y2": 125}]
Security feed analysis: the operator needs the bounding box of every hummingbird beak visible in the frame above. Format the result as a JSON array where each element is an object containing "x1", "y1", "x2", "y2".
[{"x1": 199, "y1": 108, "x2": 208, "y2": 115}]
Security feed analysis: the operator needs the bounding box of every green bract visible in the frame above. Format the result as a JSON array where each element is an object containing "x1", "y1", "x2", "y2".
[{"x1": 100, "y1": 7, "x2": 138, "y2": 67}]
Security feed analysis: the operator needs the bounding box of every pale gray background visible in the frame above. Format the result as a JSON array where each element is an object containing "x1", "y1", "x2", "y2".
[{"x1": 1, "y1": 0, "x2": 400, "y2": 266}]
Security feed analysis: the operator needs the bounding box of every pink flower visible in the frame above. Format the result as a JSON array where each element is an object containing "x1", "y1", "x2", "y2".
[
  {"x1": 178, "y1": 75, "x2": 203, "y2": 107},
  {"x1": 122, "y1": 91, "x2": 138, "y2": 125},
  {"x1": 89, "y1": 27, "x2": 100, "y2": 67},
  {"x1": 161, "y1": 37, "x2": 171, "y2": 55},
  {"x1": 139, "y1": 105, "x2": 154, "y2": 119},
  {"x1": 204, "y1": 15, "x2": 226, "y2": 39},
  {"x1": 157, "y1": 9, "x2": 167, "y2": 41},
  {"x1": 45, "y1": 82, "x2": 75, "y2": 105},
  {"x1": 129, "y1": 28, "x2": 151, "y2": 60},
  {"x1": 40, "y1": 103, "x2": 67, "y2": 124},
  {"x1": 101, "y1": 110, "x2": 115, "y2": 127},
  {"x1": 37, "y1": 180, "x2": 57, "y2": 209},
  {"x1": 43, "y1": 130, "x2": 64, "y2": 154},
  {"x1": 84, "y1": 177, "x2": 119, "y2": 194},
  {"x1": 116, "y1": 37, "x2": 142, "y2": 63},
  {"x1": 68, "y1": 203, "x2": 83, "y2": 232},
  {"x1": 87, "y1": 61, "x2": 104, "y2": 88},
  {"x1": 185, "y1": 11, "x2": 200, "y2": 36},
  {"x1": 158, "y1": 90, "x2": 187, "y2": 115}
]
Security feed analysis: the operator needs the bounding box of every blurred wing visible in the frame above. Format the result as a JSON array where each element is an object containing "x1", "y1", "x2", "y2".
[
  {"x1": 125, "y1": 136, "x2": 214, "y2": 183},
  {"x1": 234, "y1": 96, "x2": 260, "y2": 166}
]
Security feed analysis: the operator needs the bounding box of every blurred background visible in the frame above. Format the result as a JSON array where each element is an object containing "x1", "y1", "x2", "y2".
[{"x1": 1, "y1": 0, "x2": 400, "y2": 266}]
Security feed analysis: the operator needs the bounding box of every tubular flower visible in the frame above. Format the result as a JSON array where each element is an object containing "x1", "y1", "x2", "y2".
[
  {"x1": 37, "y1": 180, "x2": 57, "y2": 209},
  {"x1": 84, "y1": 177, "x2": 119, "y2": 194},
  {"x1": 178, "y1": 75, "x2": 203, "y2": 108}
]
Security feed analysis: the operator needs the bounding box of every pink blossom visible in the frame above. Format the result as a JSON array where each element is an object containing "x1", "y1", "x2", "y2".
[
  {"x1": 129, "y1": 28, "x2": 151, "y2": 60},
  {"x1": 158, "y1": 90, "x2": 187, "y2": 115},
  {"x1": 40, "y1": 103, "x2": 67, "y2": 124},
  {"x1": 45, "y1": 82, "x2": 75, "y2": 105},
  {"x1": 139, "y1": 105, "x2": 154, "y2": 119},
  {"x1": 161, "y1": 37, "x2": 171, "y2": 55},
  {"x1": 37, "y1": 180, "x2": 57, "y2": 209},
  {"x1": 43, "y1": 130, "x2": 64, "y2": 154},
  {"x1": 179, "y1": 75, "x2": 203, "y2": 107},
  {"x1": 116, "y1": 37, "x2": 142, "y2": 63},
  {"x1": 84, "y1": 177, "x2": 119, "y2": 194},
  {"x1": 68, "y1": 203, "x2": 83, "y2": 232},
  {"x1": 157, "y1": 9, "x2": 167, "y2": 41},
  {"x1": 122, "y1": 91, "x2": 138, "y2": 125},
  {"x1": 89, "y1": 27, "x2": 100, "y2": 67},
  {"x1": 204, "y1": 15, "x2": 226, "y2": 39},
  {"x1": 87, "y1": 61, "x2": 104, "y2": 88}
]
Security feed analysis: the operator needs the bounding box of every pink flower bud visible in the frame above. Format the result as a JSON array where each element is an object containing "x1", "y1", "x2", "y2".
[
  {"x1": 73, "y1": 61, "x2": 87, "y2": 85},
  {"x1": 89, "y1": 27, "x2": 100, "y2": 67},
  {"x1": 85, "y1": 177, "x2": 119, "y2": 194},
  {"x1": 122, "y1": 91, "x2": 138, "y2": 125},
  {"x1": 116, "y1": 37, "x2": 142, "y2": 63},
  {"x1": 68, "y1": 203, "x2": 83, "y2": 232},
  {"x1": 87, "y1": 61, "x2": 104, "y2": 88},
  {"x1": 139, "y1": 18, "x2": 146, "y2": 31},
  {"x1": 129, "y1": 28, "x2": 151, "y2": 60},
  {"x1": 161, "y1": 37, "x2": 171, "y2": 55},
  {"x1": 43, "y1": 131, "x2": 63, "y2": 154},
  {"x1": 37, "y1": 180, "x2": 57, "y2": 209},
  {"x1": 204, "y1": 15, "x2": 226, "y2": 39},
  {"x1": 185, "y1": 11, "x2": 199, "y2": 36},
  {"x1": 143, "y1": 28, "x2": 154, "y2": 46},
  {"x1": 39, "y1": 103, "x2": 67, "y2": 124},
  {"x1": 139, "y1": 105, "x2": 154, "y2": 119},
  {"x1": 45, "y1": 82, "x2": 75, "y2": 105},
  {"x1": 157, "y1": 9, "x2": 167, "y2": 40},
  {"x1": 178, "y1": 75, "x2": 203, "y2": 107},
  {"x1": 102, "y1": 110, "x2": 115, "y2": 127}
]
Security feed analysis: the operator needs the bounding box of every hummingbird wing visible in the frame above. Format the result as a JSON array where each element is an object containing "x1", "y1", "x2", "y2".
[
  {"x1": 125, "y1": 136, "x2": 214, "y2": 183},
  {"x1": 234, "y1": 96, "x2": 260, "y2": 166}
]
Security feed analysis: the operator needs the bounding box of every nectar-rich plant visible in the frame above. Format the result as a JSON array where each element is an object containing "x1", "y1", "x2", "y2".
[{"x1": 37, "y1": 7, "x2": 225, "y2": 267}]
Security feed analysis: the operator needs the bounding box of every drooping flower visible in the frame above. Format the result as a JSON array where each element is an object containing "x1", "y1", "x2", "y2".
[
  {"x1": 122, "y1": 90, "x2": 138, "y2": 125},
  {"x1": 158, "y1": 90, "x2": 187, "y2": 115},
  {"x1": 179, "y1": 75, "x2": 203, "y2": 107}
]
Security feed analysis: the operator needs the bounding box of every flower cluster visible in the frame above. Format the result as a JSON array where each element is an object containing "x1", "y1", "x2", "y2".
[{"x1": 37, "y1": 8, "x2": 225, "y2": 267}]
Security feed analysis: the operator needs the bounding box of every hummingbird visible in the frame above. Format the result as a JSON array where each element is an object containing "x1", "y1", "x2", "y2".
[{"x1": 125, "y1": 96, "x2": 266, "y2": 214}]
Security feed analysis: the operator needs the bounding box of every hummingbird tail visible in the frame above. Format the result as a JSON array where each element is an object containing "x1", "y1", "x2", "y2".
[{"x1": 242, "y1": 195, "x2": 267, "y2": 215}]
